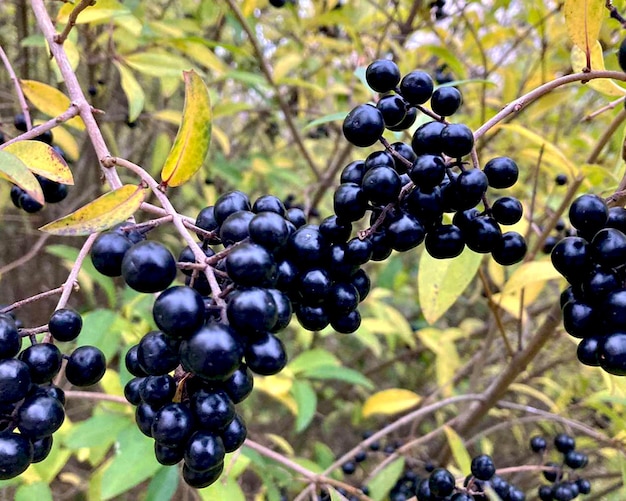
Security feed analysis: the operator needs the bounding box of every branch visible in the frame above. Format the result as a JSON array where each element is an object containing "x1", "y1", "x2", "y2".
[
  {"x1": 54, "y1": 0, "x2": 95, "y2": 45},
  {"x1": 474, "y1": 71, "x2": 626, "y2": 140},
  {"x1": 0, "y1": 44, "x2": 32, "y2": 130},
  {"x1": 222, "y1": 0, "x2": 321, "y2": 180},
  {"x1": 0, "y1": 106, "x2": 80, "y2": 149}
]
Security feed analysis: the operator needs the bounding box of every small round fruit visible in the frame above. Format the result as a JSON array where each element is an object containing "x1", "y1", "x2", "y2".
[
  {"x1": 48, "y1": 308, "x2": 82, "y2": 342},
  {"x1": 0, "y1": 432, "x2": 33, "y2": 479},
  {"x1": 0, "y1": 314, "x2": 21, "y2": 359},
  {"x1": 619, "y1": 37, "x2": 626, "y2": 73},
  {"x1": 151, "y1": 403, "x2": 195, "y2": 446},
  {"x1": 221, "y1": 413, "x2": 247, "y2": 452},
  {"x1": 245, "y1": 333, "x2": 287, "y2": 376},
  {"x1": 90, "y1": 232, "x2": 133, "y2": 277},
  {"x1": 492, "y1": 231, "x2": 526, "y2": 265},
  {"x1": 0, "y1": 359, "x2": 31, "y2": 403},
  {"x1": 400, "y1": 70, "x2": 434, "y2": 105},
  {"x1": 343, "y1": 104, "x2": 385, "y2": 147},
  {"x1": 598, "y1": 332, "x2": 626, "y2": 376},
  {"x1": 365, "y1": 59, "x2": 401, "y2": 93},
  {"x1": 430, "y1": 86, "x2": 462, "y2": 116},
  {"x1": 470, "y1": 454, "x2": 495, "y2": 481},
  {"x1": 182, "y1": 462, "x2": 224, "y2": 488},
  {"x1": 121, "y1": 241, "x2": 177, "y2": 293},
  {"x1": 225, "y1": 243, "x2": 276, "y2": 287},
  {"x1": 483, "y1": 157, "x2": 519, "y2": 189},
  {"x1": 152, "y1": 286, "x2": 205, "y2": 338},
  {"x1": 440, "y1": 123, "x2": 474, "y2": 158},
  {"x1": 19, "y1": 343, "x2": 63, "y2": 383},
  {"x1": 530, "y1": 435, "x2": 547, "y2": 453},
  {"x1": 428, "y1": 468, "x2": 455, "y2": 497},
  {"x1": 17, "y1": 395, "x2": 65, "y2": 439},
  {"x1": 568, "y1": 194, "x2": 608, "y2": 235},
  {"x1": 65, "y1": 346, "x2": 106, "y2": 386},
  {"x1": 184, "y1": 431, "x2": 225, "y2": 472}
]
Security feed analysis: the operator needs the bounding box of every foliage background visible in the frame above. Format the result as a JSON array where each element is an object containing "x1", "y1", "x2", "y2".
[{"x1": 1, "y1": 0, "x2": 626, "y2": 499}]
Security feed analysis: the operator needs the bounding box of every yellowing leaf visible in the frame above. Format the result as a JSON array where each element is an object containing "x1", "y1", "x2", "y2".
[
  {"x1": 0, "y1": 150, "x2": 44, "y2": 204},
  {"x1": 443, "y1": 425, "x2": 472, "y2": 473},
  {"x1": 502, "y1": 260, "x2": 562, "y2": 295},
  {"x1": 161, "y1": 70, "x2": 211, "y2": 187},
  {"x1": 122, "y1": 51, "x2": 192, "y2": 78},
  {"x1": 152, "y1": 109, "x2": 182, "y2": 125},
  {"x1": 3, "y1": 141, "x2": 74, "y2": 184},
  {"x1": 40, "y1": 185, "x2": 146, "y2": 236},
  {"x1": 114, "y1": 62, "x2": 145, "y2": 122},
  {"x1": 49, "y1": 125, "x2": 80, "y2": 162},
  {"x1": 418, "y1": 247, "x2": 482, "y2": 324},
  {"x1": 56, "y1": 0, "x2": 130, "y2": 24},
  {"x1": 20, "y1": 80, "x2": 84, "y2": 131},
  {"x1": 571, "y1": 42, "x2": 626, "y2": 96},
  {"x1": 362, "y1": 389, "x2": 421, "y2": 418},
  {"x1": 564, "y1": 0, "x2": 604, "y2": 52}
]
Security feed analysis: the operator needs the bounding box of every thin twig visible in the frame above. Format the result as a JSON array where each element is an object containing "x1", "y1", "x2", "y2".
[
  {"x1": 0, "y1": 285, "x2": 69, "y2": 315},
  {"x1": 54, "y1": 0, "x2": 95, "y2": 44},
  {"x1": 0, "y1": 106, "x2": 80, "y2": 149},
  {"x1": 0, "y1": 45, "x2": 32, "y2": 129}
]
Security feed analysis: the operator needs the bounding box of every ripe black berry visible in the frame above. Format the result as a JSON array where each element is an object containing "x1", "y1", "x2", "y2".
[
  {"x1": 0, "y1": 359, "x2": 31, "y2": 403},
  {"x1": 121, "y1": 241, "x2": 177, "y2": 293},
  {"x1": 361, "y1": 166, "x2": 401, "y2": 206},
  {"x1": 412, "y1": 121, "x2": 445, "y2": 155},
  {"x1": 48, "y1": 308, "x2": 82, "y2": 342},
  {"x1": 137, "y1": 331, "x2": 180, "y2": 376},
  {"x1": 65, "y1": 345, "x2": 106, "y2": 386},
  {"x1": 377, "y1": 94, "x2": 408, "y2": 127},
  {"x1": 400, "y1": 71, "x2": 434, "y2": 105},
  {"x1": 428, "y1": 468, "x2": 455, "y2": 497},
  {"x1": 440, "y1": 123, "x2": 474, "y2": 158},
  {"x1": 90, "y1": 232, "x2": 133, "y2": 277},
  {"x1": 0, "y1": 315, "x2": 21, "y2": 359},
  {"x1": 483, "y1": 157, "x2": 519, "y2": 189},
  {"x1": 153, "y1": 286, "x2": 205, "y2": 338},
  {"x1": 430, "y1": 86, "x2": 462, "y2": 116},
  {"x1": 530, "y1": 435, "x2": 547, "y2": 453},
  {"x1": 343, "y1": 104, "x2": 385, "y2": 147},
  {"x1": 365, "y1": 59, "x2": 401, "y2": 93},
  {"x1": 245, "y1": 332, "x2": 287, "y2": 376},
  {"x1": 227, "y1": 287, "x2": 278, "y2": 333},
  {"x1": 19, "y1": 343, "x2": 63, "y2": 384},
  {"x1": 0, "y1": 432, "x2": 33, "y2": 479},
  {"x1": 18, "y1": 394, "x2": 65, "y2": 439},
  {"x1": 214, "y1": 191, "x2": 251, "y2": 226},
  {"x1": 491, "y1": 196, "x2": 523, "y2": 225},
  {"x1": 184, "y1": 431, "x2": 225, "y2": 472},
  {"x1": 225, "y1": 243, "x2": 276, "y2": 287},
  {"x1": 568, "y1": 194, "x2": 608, "y2": 235},
  {"x1": 151, "y1": 403, "x2": 195, "y2": 446},
  {"x1": 470, "y1": 454, "x2": 495, "y2": 481},
  {"x1": 334, "y1": 183, "x2": 368, "y2": 222}
]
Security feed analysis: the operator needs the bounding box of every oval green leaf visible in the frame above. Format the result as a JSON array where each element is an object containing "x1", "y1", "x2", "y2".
[
  {"x1": 0, "y1": 150, "x2": 45, "y2": 204},
  {"x1": 20, "y1": 80, "x2": 85, "y2": 130},
  {"x1": 571, "y1": 42, "x2": 626, "y2": 96},
  {"x1": 3, "y1": 140, "x2": 74, "y2": 184},
  {"x1": 114, "y1": 62, "x2": 145, "y2": 123},
  {"x1": 418, "y1": 247, "x2": 483, "y2": 324},
  {"x1": 362, "y1": 389, "x2": 421, "y2": 418},
  {"x1": 443, "y1": 425, "x2": 472, "y2": 473},
  {"x1": 39, "y1": 184, "x2": 146, "y2": 236},
  {"x1": 367, "y1": 457, "x2": 405, "y2": 501},
  {"x1": 161, "y1": 70, "x2": 212, "y2": 187}
]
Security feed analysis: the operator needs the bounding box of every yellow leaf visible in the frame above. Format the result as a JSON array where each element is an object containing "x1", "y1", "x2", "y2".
[
  {"x1": 20, "y1": 80, "x2": 85, "y2": 131},
  {"x1": 571, "y1": 42, "x2": 626, "y2": 96},
  {"x1": 564, "y1": 0, "x2": 605, "y2": 52},
  {"x1": 443, "y1": 426, "x2": 472, "y2": 473},
  {"x1": 3, "y1": 140, "x2": 74, "y2": 184},
  {"x1": 122, "y1": 51, "x2": 193, "y2": 78},
  {"x1": 39, "y1": 185, "x2": 146, "y2": 236},
  {"x1": 49, "y1": 125, "x2": 80, "y2": 162},
  {"x1": 56, "y1": 0, "x2": 130, "y2": 24},
  {"x1": 152, "y1": 109, "x2": 182, "y2": 125},
  {"x1": 501, "y1": 260, "x2": 562, "y2": 295},
  {"x1": 362, "y1": 389, "x2": 421, "y2": 418},
  {"x1": 161, "y1": 70, "x2": 212, "y2": 187},
  {"x1": 114, "y1": 62, "x2": 145, "y2": 122},
  {"x1": 418, "y1": 247, "x2": 482, "y2": 324},
  {"x1": 265, "y1": 434, "x2": 295, "y2": 456},
  {"x1": 0, "y1": 150, "x2": 45, "y2": 204}
]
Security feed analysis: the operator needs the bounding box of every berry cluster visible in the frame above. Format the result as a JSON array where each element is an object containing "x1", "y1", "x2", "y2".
[
  {"x1": 0, "y1": 307, "x2": 106, "y2": 480},
  {"x1": 530, "y1": 433, "x2": 591, "y2": 501},
  {"x1": 551, "y1": 194, "x2": 626, "y2": 374},
  {"x1": 7, "y1": 113, "x2": 71, "y2": 213},
  {"x1": 92, "y1": 189, "x2": 372, "y2": 487},
  {"x1": 339, "y1": 59, "x2": 527, "y2": 266}
]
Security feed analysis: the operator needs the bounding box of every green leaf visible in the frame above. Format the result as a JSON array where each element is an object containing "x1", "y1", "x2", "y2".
[
  {"x1": 418, "y1": 247, "x2": 483, "y2": 324},
  {"x1": 2, "y1": 140, "x2": 74, "y2": 184},
  {"x1": 198, "y1": 476, "x2": 245, "y2": 501},
  {"x1": 15, "y1": 482, "x2": 53, "y2": 501},
  {"x1": 302, "y1": 365, "x2": 374, "y2": 390},
  {"x1": 291, "y1": 380, "x2": 317, "y2": 432},
  {"x1": 0, "y1": 150, "x2": 45, "y2": 204},
  {"x1": 114, "y1": 62, "x2": 145, "y2": 123},
  {"x1": 40, "y1": 184, "x2": 147, "y2": 236},
  {"x1": 303, "y1": 112, "x2": 347, "y2": 130},
  {"x1": 63, "y1": 413, "x2": 132, "y2": 450},
  {"x1": 145, "y1": 466, "x2": 179, "y2": 501},
  {"x1": 161, "y1": 70, "x2": 212, "y2": 187},
  {"x1": 367, "y1": 457, "x2": 405, "y2": 501},
  {"x1": 289, "y1": 349, "x2": 340, "y2": 374},
  {"x1": 101, "y1": 426, "x2": 161, "y2": 499},
  {"x1": 122, "y1": 51, "x2": 193, "y2": 78},
  {"x1": 79, "y1": 309, "x2": 123, "y2": 361},
  {"x1": 443, "y1": 425, "x2": 472, "y2": 473}
]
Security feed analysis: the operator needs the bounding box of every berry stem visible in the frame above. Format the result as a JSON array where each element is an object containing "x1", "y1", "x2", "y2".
[
  {"x1": 581, "y1": 95, "x2": 626, "y2": 122},
  {"x1": 0, "y1": 106, "x2": 81, "y2": 149},
  {"x1": 379, "y1": 136, "x2": 413, "y2": 170},
  {"x1": 0, "y1": 45, "x2": 32, "y2": 130},
  {"x1": 65, "y1": 391, "x2": 128, "y2": 405},
  {"x1": 0, "y1": 284, "x2": 71, "y2": 316}
]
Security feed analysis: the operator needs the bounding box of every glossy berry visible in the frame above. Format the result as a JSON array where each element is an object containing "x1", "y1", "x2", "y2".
[
  {"x1": 491, "y1": 196, "x2": 523, "y2": 225},
  {"x1": 155, "y1": 442, "x2": 183, "y2": 465},
  {"x1": 245, "y1": 332, "x2": 287, "y2": 376},
  {"x1": 0, "y1": 359, "x2": 31, "y2": 403},
  {"x1": 340, "y1": 161, "x2": 366, "y2": 185},
  {"x1": 386, "y1": 212, "x2": 425, "y2": 251},
  {"x1": 543, "y1": 462, "x2": 562, "y2": 482},
  {"x1": 390, "y1": 141, "x2": 417, "y2": 172},
  {"x1": 331, "y1": 309, "x2": 361, "y2": 334},
  {"x1": 320, "y1": 215, "x2": 352, "y2": 244},
  {"x1": 153, "y1": 286, "x2": 205, "y2": 339},
  {"x1": 222, "y1": 364, "x2": 254, "y2": 404},
  {"x1": 179, "y1": 323, "x2": 243, "y2": 381},
  {"x1": 31, "y1": 435, "x2": 53, "y2": 463},
  {"x1": 430, "y1": 87, "x2": 462, "y2": 116},
  {"x1": 249, "y1": 211, "x2": 291, "y2": 251},
  {"x1": 13, "y1": 113, "x2": 27, "y2": 132},
  {"x1": 530, "y1": 435, "x2": 548, "y2": 453},
  {"x1": 65, "y1": 345, "x2": 106, "y2": 386},
  {"x1": 470, "y1": 454, "x2": 495, "y2": 481},
  {"x1": 440, "y1": 123, "x2": 474, "y2": 158},
  {"x1": 219, "y1": 210, "x2": 254, "y2": 246},
  {"x1": 121, "y1": 241, "x2": 177, "y2": 293},
  {"x1": 214, "y1": 191, "x2": 251, "y2": 226},
  {"x1": 365, "y1": 59, "x2": 401, "y2": 93},
  {"x1": 220, "y1": 413, "x2": 247, "y2": 452},
  {"x1": 140, "y1": 374, "x2": 176, "y2": 406},
  {"x1": 18, "y1": 395, "x2": 65, "y2": 439},
  {"x1": 137, "y1": 331, "x2": 180, "y2": 375},
  {"x1": 577, "y1": 336, "x2": 601, "y2": 366},
  {"x1": 191, "y1": 389, "x2": 235, "y2": 431},
  {"x1": 343, "y1": 104, "x2": 385, "y2": 147},
  {"x1": 227, "y1": 287, "x2": 278, "y2": 333},
  {"x1": 0, "y1": 432, "x2": 33, "y2": 479},
  {"x1": 619, "y1": 37, "x2": 626, "y2": 73},
  {"x1": 576, "y1": 478, "x2": 591, "y2": 494},
  {"x1": 0, "y1": 314, "x2": 21, "y2": 359},
  {"x1": 465, "y1": 216, "x2": 502, "y2": 254},
  {"x1": 400, "y1": 71, "x2": 434, "y2": 105},
  {"x1": 598, "y1": 332, "x2": 626, "y2": 375},
  {"x1": 361, "y1": 166, "x2": 401, "y2": 206},
  {"x1": 568, "y1": 194, "x2": 608, "y2": 235},
  {"x1": 591, "y1": 228, "x2": 626, "y2": 268},
  {"x1": 412, "y1": 121, "x2": 445, "y2": 155},
  {"x1": 409, "y1": 154, "x2": 446, "y2": 189},
  {"x1": 454, "y1": 168, "x2": 488, "y2": 210},
  {"x1": 19, "y1": 343, "x2": 63, "y2": 384},
  {"x1": 182, "y1": 462, "x2": 223, "y2": 488},
  {"x1": 225, "y1": 243, "x2": 276, "y2": 287},
  {"x1": 342, "y1": 461, "x2": 356, "y2": 475},
  {"x1": 48, "y1": 308, "x2": 82, "y2": 342},
  {"x1": 387, "y1": 107, "x2": 417, "y2": 132},
  {"x1": 564, "y1": 450, "x2": 588, "y2": 469},
  {"x1": 124, "y1": 377, "x2": 145, "y2": 405},
  {"x1": 125, "y1": 345, "x2": 148, "y2": 377},
  {"x1": 90, "y1": 232, "x2": 133, "y2": 277},
  {"x1": 377, "y1": 94, "x2": 408, "y2": 127},
  {"x1": 428, "y1": 468, "x2": 455, "y2": 497},
  {"x1": 425, "y1": 224, "x2": 465, "y2": 259},
  {"x1": 194, "y1": 206, "x2": 220, "y2": 243},
  {"x1": 252, "y1": 195, "x2": 286, "y2": 216},
  {"x1": 550, "y1": 237, "x2": 591, "y2": 283},
  {"x1": 185, "y1": 431, "x2": 225, "y2": 472},
  {"x1": 151, "y1": 403, "x2": 195, "y2": 446},
  {"x1": 555, "y1": 174, "x2": 568, "y2": 186},
  {"x1": 492, "y1": 231, "x2": 526, "y2": 265},
  {"x1": 483, "y1": 157, "x2": 519, "y2": 189}
]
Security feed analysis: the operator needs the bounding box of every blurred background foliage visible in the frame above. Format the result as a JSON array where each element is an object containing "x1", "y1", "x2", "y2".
[{"x1": 1, "y1": 0, "x2": 626, "y2": 499}]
